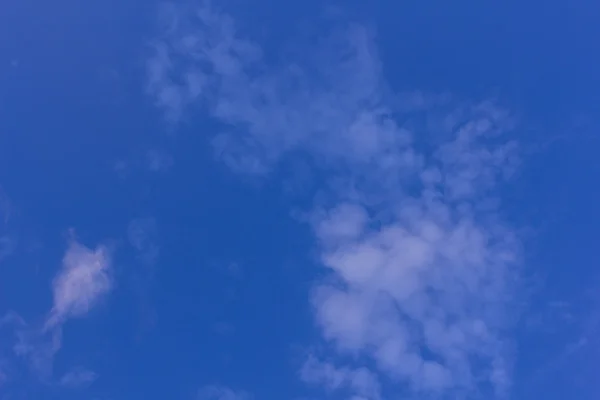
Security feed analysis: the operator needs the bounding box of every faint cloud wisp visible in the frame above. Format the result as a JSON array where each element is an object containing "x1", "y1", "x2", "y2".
[{"x1": 59, "y1": 366, "x2": 98, "y2": 388}]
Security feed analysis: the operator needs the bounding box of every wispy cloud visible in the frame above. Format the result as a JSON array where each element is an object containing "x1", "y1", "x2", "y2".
[
  {"x1": 114, "y1": 149, "x2": 173, "y2": 179},
  {"x1": 59, "y1": 366, "x2": 98, "y2": 388},
  {"x1": 0, "y1": 315, "x2": 24, "y2": 386},
  {"x1": 519, "y1": 284, "x2": 600, "y2": 396},
  {"x1": 11, "y1": 240, "x2": 112, "y2": 381},
  {"x1": 148, "y1": 2, "x2": 523, "y2": 399},
  {"x1": 128, "y1": 217, "x2": 159, "y2": 267},
  {"x1": 45, "y1": 241, "x2": 112, "y2": 331},
  {"x1": 301, "y1": 356, "x2": 381, "y2": 400},
  {"x1": 13, "y1": 325, "x2": 62, "y2": 380}
]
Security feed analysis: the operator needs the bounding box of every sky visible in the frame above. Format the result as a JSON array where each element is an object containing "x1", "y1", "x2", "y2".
[{"x1": 1, "y1": 0, "x2": 599, "y2": 399}]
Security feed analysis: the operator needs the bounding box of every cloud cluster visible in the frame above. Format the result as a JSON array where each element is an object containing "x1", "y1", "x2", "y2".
[{"x1": 148, "y1": 2, "x2": 523, "y2": 399}]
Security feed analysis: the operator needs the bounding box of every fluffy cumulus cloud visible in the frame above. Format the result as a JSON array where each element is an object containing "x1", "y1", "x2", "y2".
[{"x1": 148, "y1": 2, "x2": 523, "y2": 399}]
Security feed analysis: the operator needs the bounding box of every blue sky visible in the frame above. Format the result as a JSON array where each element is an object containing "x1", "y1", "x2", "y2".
[{"x1": 1, "y1": 0, "x2": 599, "y2": 399}]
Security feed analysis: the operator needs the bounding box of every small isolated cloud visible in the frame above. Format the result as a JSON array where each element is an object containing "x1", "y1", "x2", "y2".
[
  {"x1": 45, "y1": 241, "x2": 112, "y2": 331},
  {"x1": 8, "y1": 240, "x2": 112, "y2": 381},
  {"x1": 59, "y1": 366, "x2": 98, "y2": 388},
  {"x1": 149, "y1": 2, "x2": 523, "y2": 399},
  {"x1": 198, "y1": 385, "x2": 251, "y2": 400}
]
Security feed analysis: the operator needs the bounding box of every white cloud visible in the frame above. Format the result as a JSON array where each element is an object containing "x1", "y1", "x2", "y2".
[
  {"x1": 45, "y1": 241, "x2": 112, "y2": 331},
  {"x1": 59, "y1": 366, "x2": 98, "y2": 388},
  {"x1": 148, "y1": 2, "x2": 523, "y2": 399},
  {"x1": 8, "y1": 241, "x2": 111, "y2": 381},
  {"x1": 146, "y1": 2, "x2": 419, "y2": 178},
  {"x1": 312, "y1": 199, "x2": 519, "y2": 397}
]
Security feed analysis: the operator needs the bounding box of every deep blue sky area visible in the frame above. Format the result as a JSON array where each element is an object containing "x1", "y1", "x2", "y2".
[{"x1": 1, "y1": 1, "x2": 599, "y2": 400}]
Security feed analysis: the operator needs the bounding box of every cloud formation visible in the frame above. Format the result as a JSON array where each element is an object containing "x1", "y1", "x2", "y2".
[
  {"x1": 13, "y1": 322, "x2": 62, "y2": 380},
  {"x1": 148, "y1": 2, "x2": 523, "y2": 399},
  {"x1": 59, "y1": 366, "x2": 98, "y2": 388},
  {"x1": 11, "y1": 240, "x2": 112, "y2": 381},
  {"x1": 301, "y1": 356, "x2": 381, "y2": 400},
  {"x1": 45, "y1": 241, "x2": 112, "y2": 331}
]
